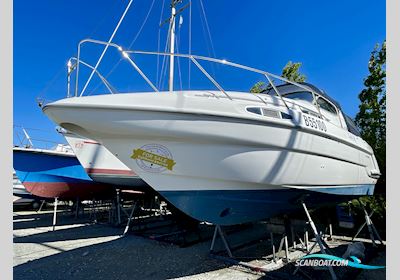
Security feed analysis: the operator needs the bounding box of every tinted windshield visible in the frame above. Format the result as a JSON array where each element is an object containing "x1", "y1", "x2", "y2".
[
  {"x1": 282, "y1": 91, "x2": 314, "y2": 103},
  {"x1": 317, "y1": 97, "x2": 337, "y2": 115}
]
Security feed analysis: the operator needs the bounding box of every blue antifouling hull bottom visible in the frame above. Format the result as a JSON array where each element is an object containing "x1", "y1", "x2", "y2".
[{"x1": 159, "y1": 187, "x2": 374, "y2": 225}]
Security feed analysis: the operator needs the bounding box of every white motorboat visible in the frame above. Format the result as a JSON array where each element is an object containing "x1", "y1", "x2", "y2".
[
  {"x1": 42, "y1": 1, "x2": 380, "y2": 225},
  {"x1": 43, "y1": 82, "x2": 380, "y2": 225}
]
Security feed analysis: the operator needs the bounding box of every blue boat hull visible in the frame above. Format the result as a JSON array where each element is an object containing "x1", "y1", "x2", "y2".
[
  {"x1": 159, "y1": 185, "x2": 374, "y2": 225},
  {"x1": 13, "y1": 148, "x2": 114, "y2": 200}
]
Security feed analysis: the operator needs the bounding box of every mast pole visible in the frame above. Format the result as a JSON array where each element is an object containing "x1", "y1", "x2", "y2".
[
  {"x1": 67, "y1": 59, "x2": 72, "y2": 98},
  {"x1": 22, "y1": 128, "x2": 33, "y2": 148},
  {"x1": 168, "y1": 1, "x2": 176, "y2": 92}
]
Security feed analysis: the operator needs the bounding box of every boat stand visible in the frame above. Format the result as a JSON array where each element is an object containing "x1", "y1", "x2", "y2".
[
  {"x1": 110, "y1": 189, "x2": 130, "y2": 226},
  {"x1": 52, "y1": 197, "x2": 58, "y2": 231},
  {"x1": 74, "y1": 197, "x2": 83, "y2": 218},
  {"x1": 88, "y1": 199, "x2": 99, "y2": 223},
  {"x1": 352, "y1": 200, "x2": 384, "y2": 247},
  {"x1": 116, "y1": 189, "x2": 122, "y2": 225},
  {"x1": 107, "y1": 193, "x2": 120, "y2": 225},
  {"x1": 292, "y1": 202, "x2": 337, "y2": 280},
  {"x1": 209, "y1": 224, "x2": 292, "y2": 262},
  {"x1": 208, "y1": 223, "x2": 296, "y2": 276},
  {"x1": 121, "y1": 200, "x2": 138, "y2": 237},
  {"x1": 209, "y1": 225, "x2": 233, "y2": 257},
  {"x1": 36, "y1": 200, "x2": 46, "y2": 213},
  {"x1": 267, "y1": 231, "x2": 291, "y2": 263}
]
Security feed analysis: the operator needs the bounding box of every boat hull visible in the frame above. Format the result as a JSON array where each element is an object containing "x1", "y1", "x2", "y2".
[
  {"x1": 97, "y1": 134, "x2": 375, "y2": 225},
  {"x1": 158, "y1": 189, "x2": 367, "y2": 225},
  {"x1": 13, "y1": 148, "x2": 114, "y2": 200},
  {"x1": 61, "y1": 132, "x2": 151, "y2": 191},
  {"x1": 42, "y1": 92, "x2": 379, "y2": 224}
]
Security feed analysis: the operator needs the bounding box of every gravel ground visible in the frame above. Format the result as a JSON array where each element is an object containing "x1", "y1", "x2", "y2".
[
  {"x1": 13, "y1": 211, "x2": 263, "y2": 280},
  {"x1": 13, "y1": 210, "x2": 386, "y2": 280}
]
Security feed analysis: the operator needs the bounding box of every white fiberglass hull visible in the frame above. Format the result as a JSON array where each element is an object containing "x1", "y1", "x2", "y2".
[
  {"x1": 43, "y1": 91, "x2": 379, "y2": 225},
  {"x1": 61, "y1": 132, "x2": 149, "y2": 191}
]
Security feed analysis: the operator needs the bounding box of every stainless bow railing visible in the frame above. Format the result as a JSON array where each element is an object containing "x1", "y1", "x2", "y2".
[{"x1": 70, "y1": 38, "x2": 325, "y2": 118}]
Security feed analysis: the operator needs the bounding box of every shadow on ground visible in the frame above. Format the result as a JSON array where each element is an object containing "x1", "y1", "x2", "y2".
[
  {"x1": 13, "y1": 210, "x2": 94, "y2": 231},
  {"x1": 13, "y1": 223, "x2": 122, "y2": 244},
  {"x1": 14, "y1": 234, "x2": 232, "y2": 280}
]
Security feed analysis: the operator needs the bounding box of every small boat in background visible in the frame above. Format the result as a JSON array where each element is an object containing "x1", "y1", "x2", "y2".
[
  {"x1": 13, "y1": 144, "x2": 114, "y2": 200},
  {"x1": 56, "y1": 127, "x2": 150, "y2": 192}
]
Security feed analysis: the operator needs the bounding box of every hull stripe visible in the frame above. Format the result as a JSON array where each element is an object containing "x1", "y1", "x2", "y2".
[{"x1": 85, "y1": 168, "x2": 137, "y2": 176}]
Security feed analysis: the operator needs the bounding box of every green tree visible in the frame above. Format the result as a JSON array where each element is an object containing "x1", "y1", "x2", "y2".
[
  {"x1": 249, "y1": 61, "x2": 306, "y2": 93},
  {"x1": 344, "y1": 43, "x2": 386, "y2": 238},
  {"x1": 249, "y1": 81, "x2": 267, "y2": 93},
  {"x1": 281, "y1": 61, "x2": 306, "y2": 83},
  {"x1": 355, "y1": 41, "x2": 386, "y2": 192}
]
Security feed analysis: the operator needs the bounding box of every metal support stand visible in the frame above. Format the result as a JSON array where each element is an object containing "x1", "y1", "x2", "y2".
[
  {"x1": 304, "y1": 230, "x2": 309, "y2": 250},
  {"x1": 209, "y1": 225, "x2": 233, "y2": 258},
  {"x1": 270, "y1": 232, "x2": 276, "y2": 263},
  {"x1": 269, "y1": 231, "x2": 291, "y2": 263},
  {"x1": 52, "y1": 197, "x2": 58, "y2": 231},
  {"x1": 293, "y1": 202, "x2": 337, "y2": 280},
  {"x1": 353, "y1": 200, "x2": 384, "y2": 246},
  {"x1": 291, "y1": 225, "x2": 296, "y2": 247},
  {"x1": 89, "y1": 199, "x2": 98, "y2": 223},
  {"x1": 278, "y1": 234, "x2": 289, "y2": 262},
  {"x1": 109, "y1": 196, "x2": 118, "y2": 225},
  {"x1": 37, "y1": 200, "x2": 46, "y2": 213},
  {"x1": 302, "y1": 203, "x2": 334, "y2": 254},
  {"x1": 122, "y1": 201, "x2": 138, "y2": 237},
  {"x1": 74, "y1": 197, "x2": 80, "y2": 218},
  {"x1": 284, "y1": 235, "x2": 289, "y2": 262},
  {"x1": 273, "y1": 233, "x2": 289, "y2": 263},
  {"x1": 116, "y1": 189, "x2": 121, "y2": 225}
]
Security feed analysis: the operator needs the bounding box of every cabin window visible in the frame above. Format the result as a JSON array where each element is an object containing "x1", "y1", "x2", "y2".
[
  {"x1": 281, "y1": 112, "x2": 293, "y2": 119},
  {"x1": 344, "y1": 115, "x2": 361, "y2": 137},
  {"x1": 301, "y1": 109, "x2": 321, "y2": 118},
  {"x1": 246, "y1": 106, "x2": 291, "y2": 120},
  {"x1": 262, "y1": 108, "x2": 281, "y2": 119},
  {"x1": 317, "y1": 97, "x2": 337, "y2": 115},
  {"x1": 282, "y1": 91, "x2": 314, "y2": 103},
  {"x1": 246, "y1": 107, "x2": 262, "y2": 115}
]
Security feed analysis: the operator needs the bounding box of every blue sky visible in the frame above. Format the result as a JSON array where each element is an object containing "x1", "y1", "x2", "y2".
[{"x1": 14, "y1": 0, "x2": 385, "y2": 145}]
